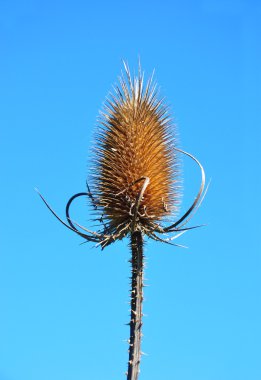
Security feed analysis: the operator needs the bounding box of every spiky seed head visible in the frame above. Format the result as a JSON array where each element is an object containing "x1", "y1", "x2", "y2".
[{"x1": 90, "y1": 62, "x2": 180, "y2": 238}]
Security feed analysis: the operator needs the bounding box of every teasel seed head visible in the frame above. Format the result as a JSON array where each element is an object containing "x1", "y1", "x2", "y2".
[
  {"x1": 36, "y1": 61, "x2": 205, "y2": 249},
  {"x1": 90, "y1": 62, "x2": 180, "y2": 238}
]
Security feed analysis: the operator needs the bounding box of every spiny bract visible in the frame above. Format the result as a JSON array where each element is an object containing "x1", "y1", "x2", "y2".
[{"x1": 90, "y1": 63, "x2": 180, "y2": 238}]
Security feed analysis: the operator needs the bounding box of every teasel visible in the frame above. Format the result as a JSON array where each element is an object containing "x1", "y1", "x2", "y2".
[{"x1": 37, "y1": 61, "x2": 206, "y2": 380}]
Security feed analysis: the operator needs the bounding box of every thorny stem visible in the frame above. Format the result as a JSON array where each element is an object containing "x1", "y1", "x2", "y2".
[{"x1": 127, "y1": 231, "x2": 144, "y2": 380}]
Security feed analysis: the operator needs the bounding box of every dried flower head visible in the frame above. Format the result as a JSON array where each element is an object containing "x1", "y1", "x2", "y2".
[
  {"x1": 37, "y1": 62, "x2": 205, "y2": 248},
  {"x1": 90, "y1": 62, "x2": 180, "y2": 238}
]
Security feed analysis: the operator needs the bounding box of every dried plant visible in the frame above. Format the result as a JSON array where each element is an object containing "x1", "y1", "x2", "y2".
[{"x1": 37, "y1": 61, "x2": 206, "y2": 380}]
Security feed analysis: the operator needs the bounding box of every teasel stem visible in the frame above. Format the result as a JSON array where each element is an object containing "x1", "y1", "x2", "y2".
[{"x1": 127, "y1": 231, "x2": 144, "y2": 380}]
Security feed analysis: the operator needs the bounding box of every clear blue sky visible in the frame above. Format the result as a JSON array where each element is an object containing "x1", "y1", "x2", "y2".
[{"x1": 0, "y1": 1, "x2": 260, "y2": 379}]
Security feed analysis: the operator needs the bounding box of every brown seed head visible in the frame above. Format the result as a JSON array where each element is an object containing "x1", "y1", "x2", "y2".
[{"x1": 90, "y1": 63, "x2": 180, "y2": 237}]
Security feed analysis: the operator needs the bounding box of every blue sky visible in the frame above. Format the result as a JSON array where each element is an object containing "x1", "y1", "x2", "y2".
[{"x1": 0, "y1": 1, "x2": 260, "y2": 379}]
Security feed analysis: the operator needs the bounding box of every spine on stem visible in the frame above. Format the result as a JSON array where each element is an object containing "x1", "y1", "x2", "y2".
[{"x1": 127, "y1": 231, "x2": 144, "y2": 380}]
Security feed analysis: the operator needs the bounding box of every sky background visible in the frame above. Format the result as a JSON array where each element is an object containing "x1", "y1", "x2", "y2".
[{"x1": 0, "y1": 0, "x2": 260, "y2": 379}]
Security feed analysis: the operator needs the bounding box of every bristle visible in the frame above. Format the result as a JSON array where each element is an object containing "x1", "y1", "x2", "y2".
[{"x1": 90, "y1": 63, "x2": 180, "y2": 236}]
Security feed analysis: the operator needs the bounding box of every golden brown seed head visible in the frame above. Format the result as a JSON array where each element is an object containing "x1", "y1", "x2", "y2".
[{"x1": 90, "y1": 63, "x2": 180, "y2": 236}]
